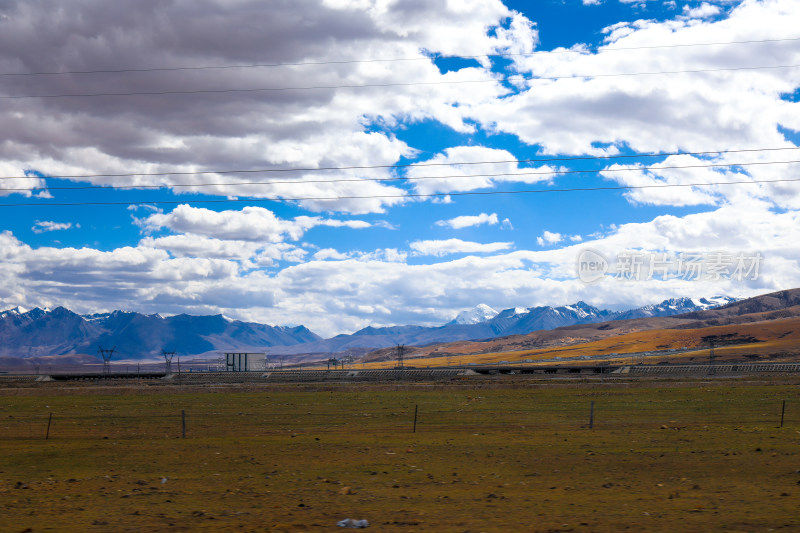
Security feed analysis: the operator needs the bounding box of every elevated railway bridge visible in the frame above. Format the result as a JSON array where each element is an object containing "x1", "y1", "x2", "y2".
[{"x1": 2, "y1": 362, "x2": 800, "y2": 384}]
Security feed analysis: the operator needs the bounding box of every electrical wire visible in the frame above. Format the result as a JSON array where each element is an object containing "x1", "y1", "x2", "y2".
[
  {"x1": 1, "y1": 175, "x2": 797, "y2": 208},
  {"x1": 2, "y1": 146, "x2": 798, "y2": 182},
  {"x1": 2, "y1": 64, "x2": 797, "y2": 100},
  {"x1": 3, "y1": 159, "x2": 799, "y2": 193},
  {"x1": 2, "y1": 36, "x2": 798, "y2": 77}
]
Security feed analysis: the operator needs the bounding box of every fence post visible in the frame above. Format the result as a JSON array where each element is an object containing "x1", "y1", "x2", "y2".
[
  {"x1": 780, "y1": 400, "x2": 786, "y2": 428},
  {"x1": 589, "y1": 401, "x2": 595, "y2": 429},
  {"x1": 45, "y1": 412, "x2": 52, "y2": 440},
  {"x1": 181, "y1": 409, "x2": 186, "y2": 438},
  {"x1": 413, "y1": 405, "x2": 418, "y2": 433}
]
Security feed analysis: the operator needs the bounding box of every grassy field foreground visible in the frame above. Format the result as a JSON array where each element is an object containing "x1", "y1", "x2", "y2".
[{"x1": 1, "y1": 378, "x2": 800, "y2": 532}]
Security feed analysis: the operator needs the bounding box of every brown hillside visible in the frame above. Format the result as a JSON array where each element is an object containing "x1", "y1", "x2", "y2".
[{"x1": 361, "y1": 316, "x2": 800, "y2": 368}]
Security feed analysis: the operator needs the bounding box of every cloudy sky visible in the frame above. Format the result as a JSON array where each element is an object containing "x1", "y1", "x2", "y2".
[{"x1": 0, "y1": 0, "x2": 799, "y2": 336}]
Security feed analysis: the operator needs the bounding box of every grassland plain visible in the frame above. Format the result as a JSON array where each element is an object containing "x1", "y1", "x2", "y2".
[{"x1": 1, "y1": 378, "x2": 800, "y2": 532}]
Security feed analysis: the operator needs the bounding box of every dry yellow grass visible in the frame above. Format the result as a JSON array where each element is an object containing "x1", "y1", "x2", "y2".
[{"x1": 354, "y1": 317, "x2": 800, "y2": 369}]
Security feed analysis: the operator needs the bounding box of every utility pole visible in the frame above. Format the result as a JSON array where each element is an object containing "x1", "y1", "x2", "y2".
[
  {"x1": 342, "y1": 354, "x2": 354, "y2": 369},
  {"x1": 708, "y1": 340, "x2": 716, "y2": 375}
]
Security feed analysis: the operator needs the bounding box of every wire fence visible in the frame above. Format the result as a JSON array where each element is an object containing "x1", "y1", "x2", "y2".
[{"x1": 1, "y1": 395, "x2": 795, "y2": 441}]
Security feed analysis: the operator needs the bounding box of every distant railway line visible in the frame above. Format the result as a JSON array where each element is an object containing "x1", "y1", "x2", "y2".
[{"x1": 2, "y1": 362, "x2": 800, "y2": 385}]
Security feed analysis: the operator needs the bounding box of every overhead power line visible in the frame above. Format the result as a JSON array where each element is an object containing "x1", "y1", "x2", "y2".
[
  {"x1": 1, "y1": 36, "x2": 798, "y2": 77},
  {"x1": 1, "y1": 146, "x2": 797, "y2": 182},
  {"x1": 1, "y1": 175, "x2": 798, "y2": 208},
  {"x1": 2, "y1": 64, "x2": 797, "y2": 100},
  {"x1": 2, "y1": 158, "x2": 799, "y2": 193}
]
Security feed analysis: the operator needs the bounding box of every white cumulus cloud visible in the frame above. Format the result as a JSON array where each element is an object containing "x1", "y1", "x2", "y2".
[
  {"x1": 435, "y1": 212, "x2": 499, "y2": 229},
  {"x1": 682, "y1": 2, "x2": 722, "y2": 19},
  {"x1": 140, "y1": 205, "x2": 371, "y2": 242},
  {"x1": 410, "y1": 238, "x2": 513, "y2": 257},
  {"x1": 32, "y1": 221, "x2": 77, "y2": 234}
]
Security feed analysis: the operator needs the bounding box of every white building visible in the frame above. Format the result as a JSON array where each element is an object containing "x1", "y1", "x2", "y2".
[{"x1": 224, "y1": 352, "x2": 266, "y2": 372}]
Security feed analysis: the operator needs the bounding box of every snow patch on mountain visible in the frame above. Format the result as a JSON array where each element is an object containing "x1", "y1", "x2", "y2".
[
  {"x1": 696, "y1": 296, "x2": 738, "y2": 308},
  {"x1": 446, "y1": 304, "x2": 499, "y2": 325},
  {"x1": 82, "y1": 312, "x2": 112, "y2": 322},
  {"x1": 613, "y1": 296, "x2": 739, "y2": 320},
  {"x1": 0, "y1": 306, "x2": 27, "y2": 318}
]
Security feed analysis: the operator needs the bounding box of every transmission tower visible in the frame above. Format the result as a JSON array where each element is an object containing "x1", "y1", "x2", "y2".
[
  {"x1": 162, "y1": 350, "x2": 176, "y2": 374},
  {"x1": 396, "y1": 344, "x2": 405, "y2": 369},
  {"x1": 98, "y1": 346, "x2": 116, "y2": 376}
]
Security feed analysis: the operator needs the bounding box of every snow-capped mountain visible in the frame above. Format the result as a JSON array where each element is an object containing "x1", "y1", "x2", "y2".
[
  {"x1": 448, "y1": 297, "x2": 741, "y2": 329},
  {"x1": 0, "y1": 306, "x2": 26, "y2": 318},
  {"x1": 613, "y1": 296, "x2": 739, "y2": 320},
  {"x1": 446, "y1": 304, "x2": 499, "y2": 325},
  {"x1": 485, "y1": 301, "x2": 616, "y2": 336},
  {"x1": 268, "y1": 297, "x2": 735, "y2": 355},
  {"x1": 0, "y1": 307, "x2": 320, "y2": 359},
  {"x1": 443, "y1": 301, "x2": 620, "y2": 335},
  {"x1": 0, "y1": 295, "x2": 742, "y2": 360}
]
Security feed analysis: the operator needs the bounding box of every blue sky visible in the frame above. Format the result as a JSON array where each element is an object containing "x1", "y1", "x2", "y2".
[{"x1": 0, "y1": 0, "x2": 799, "y2": 336}]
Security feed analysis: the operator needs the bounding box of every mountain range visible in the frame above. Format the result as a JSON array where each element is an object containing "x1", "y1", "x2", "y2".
[
  {"x1": 0, "y1": 307, "x2": 319, "y2": 360},
  {"x1": 362, "y1": 288, "x2": 800, "y2": 366},
  {"x1": 266, "y1": 296, "x2": 737, "y2": 355},
  {"x1": 0, "y1": 296, "x2": 737, "y2": 361}
]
